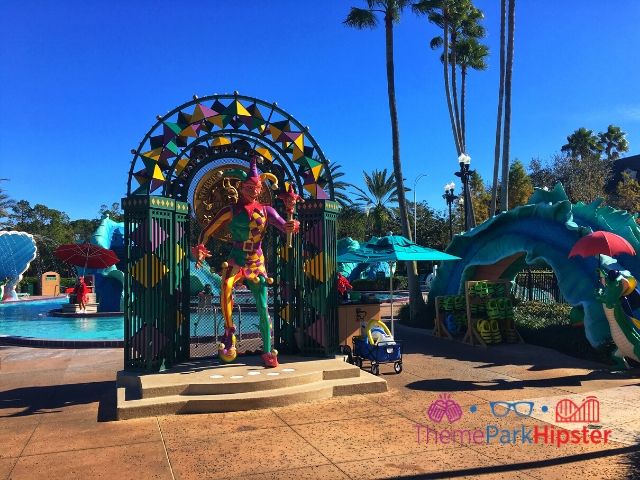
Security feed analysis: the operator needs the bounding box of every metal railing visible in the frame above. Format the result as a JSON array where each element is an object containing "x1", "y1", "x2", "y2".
[{"x1": 513, "y1": 269, "x2": 566, "y2": 304}]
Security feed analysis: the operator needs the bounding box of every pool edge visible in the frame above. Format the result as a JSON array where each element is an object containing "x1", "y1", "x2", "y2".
[{"x1": 0, "y1": 335, "x2": 124, "y2": 349}]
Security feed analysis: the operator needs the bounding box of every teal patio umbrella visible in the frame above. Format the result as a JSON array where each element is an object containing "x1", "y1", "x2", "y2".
[{"x1": 337, "y1": 235, "x2": 460, "y2": 335}]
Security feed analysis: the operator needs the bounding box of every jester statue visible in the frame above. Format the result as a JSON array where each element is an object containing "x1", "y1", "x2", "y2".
[{"x1": 191, "y1": 155, "x2": 300, "y2": 368}]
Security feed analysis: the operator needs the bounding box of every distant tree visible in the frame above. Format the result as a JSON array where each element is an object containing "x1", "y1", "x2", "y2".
[
  {"x1": 390, "y1": 201, "x2": 449, "y2": 251},
  {"x1": 99, "y1": 202, "x2": 123, "y2": 222},
  {"x1": 337, "y1": 205, "x2": 368, "y2": 241},
  {"x1": 598, "y1": 125, "x2": 629, "y2": 161},
  {"x1": 613, "y1": 172, "x2": 640, "y2": 214},
  {"x1": 8, "y1": 201, "x2": 75, "y2": 276},
  {"x1": 351, "y1": 169, "x2": 398, "y2": 236},
  {"x1": 8, "y1": 200, "x2": 31, "y2": 226},
  {"x1": 561, "y1": 128, "x2": 603, "y2": 160},
  {"x1": 554, "y1": 153, "x2": 611, "y2": 204},
  {"x1": 469, "y1": 171, "x2": 491, "y2": 224},
  {"x1": 321, "y1": 162, "x2": 352, "y2": 207},
  {"x1": 70, "y1": 219, "x2": 100, "y2": 243},
  {"x1": 0, "y1": 179, "x2": 15, "y2": 228},
  {"x1": 528, "y1": 158, "x2": 557, "y2": 189},
  {"x1": 508, "y1": 159, "x2": 533, "y2": 209}
]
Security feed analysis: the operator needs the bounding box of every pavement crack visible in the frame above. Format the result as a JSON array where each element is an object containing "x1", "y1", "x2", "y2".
[{"x1": 156, "y1": 416, "x2": 176, "y2": 480}]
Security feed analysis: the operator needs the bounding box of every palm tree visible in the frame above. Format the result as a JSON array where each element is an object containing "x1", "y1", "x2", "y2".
[
  {"x1": 561, "y1": 128, "x2": 603, "y2": 160},
  {"x1": 345, "y1": 0, "x2": 423, "y2": 318},
  {"x1": 0, "y1": 179, "x2": 15, "y2": 228},
  {"x1": 499, "y1": 0, "x2": 515, "y2": 213},
  {"x1": 490, "y1": 0, "x2": 506, "y2": 216},
  {"x1": 598, "y1": 125, "x2": 629, "y2": 161},
  {"x1": 351, "y1": 169, "x2": 398, "y2": 235},
  {"x1": 414, "y1": 0, "x2": 485, "y2": 154},
  {"x1": 321, "y1": 162, "x2": 353, "y2": 207},
  {"x1": 454, "y1": 37, "x2": 488, "y2": 148}
]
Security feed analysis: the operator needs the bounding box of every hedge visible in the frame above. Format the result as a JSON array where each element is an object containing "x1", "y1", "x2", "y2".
[{"x1": 351, "y1": 276, "x2": 408, "y2": 291}]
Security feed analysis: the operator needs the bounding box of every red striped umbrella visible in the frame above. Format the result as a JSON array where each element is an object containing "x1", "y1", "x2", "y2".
[{"x1": 54, "y1": 243, "x2": 120, "y2": 270}]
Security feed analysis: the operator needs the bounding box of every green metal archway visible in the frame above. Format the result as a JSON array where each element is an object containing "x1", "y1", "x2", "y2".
[{"x1": 123, "y1": 93, "x2": 340, "y2": 370}]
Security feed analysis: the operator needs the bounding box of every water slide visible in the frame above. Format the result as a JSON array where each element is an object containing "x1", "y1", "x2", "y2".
[
  {"x1": 90, "y1": 216, "x2": 126, "y2": 312},
  {"x1": 428, "y1": 184, "x2": 640, "y2": 365}
]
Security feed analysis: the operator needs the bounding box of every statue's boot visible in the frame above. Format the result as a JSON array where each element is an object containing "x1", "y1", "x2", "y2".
[
  {"x1": 219, "y1": 326, "x2": 237, "y2": 363},
  {"x1": 261, "y1": 350, "x2": 278, "y2": 368}
]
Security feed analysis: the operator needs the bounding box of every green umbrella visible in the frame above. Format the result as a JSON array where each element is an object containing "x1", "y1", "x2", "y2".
[{"x1": 337, "y1": 235, "x2": 460, "y2": 335}]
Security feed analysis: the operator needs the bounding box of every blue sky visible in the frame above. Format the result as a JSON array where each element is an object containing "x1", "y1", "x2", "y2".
[{"x1": 2, "y1": 0, "x2": 639, "y2": 220}]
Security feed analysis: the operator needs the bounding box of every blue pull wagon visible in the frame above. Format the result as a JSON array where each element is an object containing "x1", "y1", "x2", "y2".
[{"x1": 342, "y1": 319, "x2": 402, "y2": 375}]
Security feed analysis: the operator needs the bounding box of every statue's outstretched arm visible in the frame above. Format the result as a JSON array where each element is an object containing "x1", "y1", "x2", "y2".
[
  {"x1": 265, "y1": 206, "x2": 299, "y2": 234},
  {"x1": 198, "y1": 206, "x2": 232, "y2": 245},
  {"x1": 192, "y1": 206, "x2": 232, "y2": 268}
]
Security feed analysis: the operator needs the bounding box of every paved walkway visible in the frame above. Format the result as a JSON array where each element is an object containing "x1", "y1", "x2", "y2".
[{"x1": 1, "y1": 325, "x2": 639, "y2": 479}]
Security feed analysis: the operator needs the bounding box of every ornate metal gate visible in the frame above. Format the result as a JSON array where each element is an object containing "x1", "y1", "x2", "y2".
[{"x1": 123, "y1": 93, "x2": 339, "y2": 370}]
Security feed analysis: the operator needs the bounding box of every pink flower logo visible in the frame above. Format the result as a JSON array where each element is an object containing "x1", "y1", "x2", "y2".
[{"x1": 427, "y1": 393, "x2": 463, "y2": 423}]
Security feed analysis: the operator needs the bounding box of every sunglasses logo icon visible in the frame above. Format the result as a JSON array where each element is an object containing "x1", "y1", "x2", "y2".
[{"x1": 489, "y1": 401, "x2": 534, "y2": 417}]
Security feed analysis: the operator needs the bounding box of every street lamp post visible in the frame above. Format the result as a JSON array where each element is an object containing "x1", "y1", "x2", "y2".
[
  {"x1": 454, "y1": 153, "x2": 474, "y2": 231},
  {"x1": 442, "y1": 182, "x2": 458, "y2": 240},
  {"x1": 413, "y1": 173, "x2": 428, "y2": 242}
]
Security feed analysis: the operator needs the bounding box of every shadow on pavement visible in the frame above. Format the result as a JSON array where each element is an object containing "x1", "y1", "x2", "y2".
[
  {"x1": 0, "y1": 380, "x2": 117, "y2": 422},
  {"x1": 406, "y1": 372, "x2": 640, "y2": 393},
  {"x1": 378, "y1": 444, "x2": 640, "y2": 479}
]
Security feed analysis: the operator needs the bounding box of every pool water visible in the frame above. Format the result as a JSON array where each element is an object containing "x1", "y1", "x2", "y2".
[
  {"x1": 0, "y1": 298, "x2": 261, "y2": 341},
  {"x1": 0, "y1": 298, "x2": 122, "y2": 340}
]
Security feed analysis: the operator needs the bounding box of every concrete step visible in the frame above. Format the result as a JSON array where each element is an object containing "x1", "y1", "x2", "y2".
[
  {"x1": 116, "y1": 373, "x2": 387, "y2": 420},
  {"x1": 119, "y1": 357, "x2": 363, "y2": 400},
  {"x1": 115, "y1": 357, "x2": 388, "y2": 420}
]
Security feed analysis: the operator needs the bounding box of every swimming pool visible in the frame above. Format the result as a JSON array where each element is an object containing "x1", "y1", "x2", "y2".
[
  {"x1": 0, "y1": 297, "x2": 261, "y2": 342},
  {"x1": 0, "y1": 298, "x2": 122, "y2": 341}
]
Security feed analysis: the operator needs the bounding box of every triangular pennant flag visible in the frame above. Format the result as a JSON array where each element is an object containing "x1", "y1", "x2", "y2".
[
  {"x1": 211, "y1": 136, "x2": 231, "y2": 146},
  {"x1": 310, "y1": 164, "x2": 323, "y2": 181},
  {"x1": 149, "y1": 135, "x2": 165, "y2": 150},
  {"x1": 163, "y1": 122, "x2": 182, "y2": 142},
  {"x1": 254, "y1": 147, "x2": 273, "y2": 161},
  {"x1": 140, "y1": 147, "x2": 162, "y2": 162},
  {"x1": 224, "y1": 99, "x2": 251, "y2": 117},
  {"x1": 180, "y1": 124, "x2": 200, "y2": 138},
  {"x1": 206, "y1": 115, "x2": 225, "y2": 128},
  {"x1": 177, "y1": 111, "x2": 192, "y2": 128},
  {"x1": 191, "y1": 103, "x2": 217, "y2": 123},
  {"x1": 295, "y1": 157, "x2": 322, "y2": 170},
  {"x1": 175, "y1": 157, "x2": 190, "y2": 175}
]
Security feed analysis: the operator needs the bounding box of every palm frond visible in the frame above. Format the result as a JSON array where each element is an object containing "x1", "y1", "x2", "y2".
[{"x1": 344, "y1": 7, "x2": 378, "y2": 28}]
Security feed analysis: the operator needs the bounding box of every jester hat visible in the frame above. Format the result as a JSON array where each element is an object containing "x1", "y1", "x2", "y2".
[{"x1": 225, "y1": 155, "x2": 278, "y2": 190}]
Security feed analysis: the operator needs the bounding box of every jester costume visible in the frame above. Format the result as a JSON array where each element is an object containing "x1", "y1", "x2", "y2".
[{"x1": 192, "y1": 156, "x2": 299, "y2": 367}]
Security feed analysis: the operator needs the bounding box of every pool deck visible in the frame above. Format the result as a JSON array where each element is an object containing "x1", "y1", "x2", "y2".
[{"x1": 1, "y1": 325, "x2": 640, "y2": 479}]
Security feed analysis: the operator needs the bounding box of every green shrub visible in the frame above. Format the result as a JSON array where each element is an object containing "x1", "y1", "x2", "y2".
[
  {"x1": 352, "y1": 276, "x2": 407, "y2": 291},
  {"x1": 61, "y1": 277, "x2": 76, "y2": 289},
  {"x1": 514, "y1": 301, "x2": 612, "y2": 364}
]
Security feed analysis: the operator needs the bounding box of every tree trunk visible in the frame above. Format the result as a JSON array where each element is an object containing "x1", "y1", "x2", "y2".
[
  {"x1": 384, "y1": 12, "x2": 423, "y2": 320},
  {"x1": 500, "y1": 0, "x2": 515, "y2": 213},
  {"x1": 443, "y1": 16, "x2": 461, "y2": 155},
  {"x1": 490, "y1": 0, "x2": 506, "y2": 217},
  {"x1": 450, "y1": 32, "x2": 463, "y2": 152}
]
